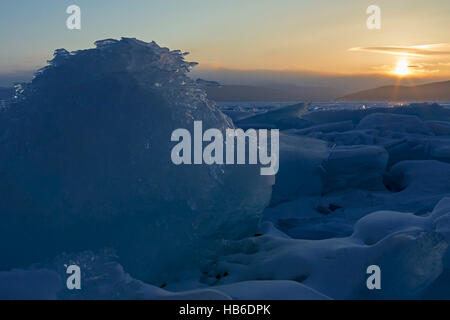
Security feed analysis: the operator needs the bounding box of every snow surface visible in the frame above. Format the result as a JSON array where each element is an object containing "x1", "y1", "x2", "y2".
[{"x1": 0, "y1": 38, "x2": 449, "y2": 299}]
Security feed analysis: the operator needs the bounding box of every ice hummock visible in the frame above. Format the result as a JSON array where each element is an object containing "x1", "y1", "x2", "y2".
[{"x1": 0, "y1": 38, "x2": 273, "y2": 283}]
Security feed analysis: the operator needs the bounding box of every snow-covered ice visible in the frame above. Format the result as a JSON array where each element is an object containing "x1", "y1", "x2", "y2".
[{"x1": 0, "y1": 38, "x2": 449, "y2": 299}]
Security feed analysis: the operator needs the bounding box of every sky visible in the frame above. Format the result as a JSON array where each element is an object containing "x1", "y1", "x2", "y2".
[{"x1": 0, "y1": 0, "x2": 449, "y2": 89}]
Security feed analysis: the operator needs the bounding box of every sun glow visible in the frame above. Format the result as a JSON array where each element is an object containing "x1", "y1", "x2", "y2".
[{"x1": 394, "y1": 58, "x2": 411, "y2": 76}]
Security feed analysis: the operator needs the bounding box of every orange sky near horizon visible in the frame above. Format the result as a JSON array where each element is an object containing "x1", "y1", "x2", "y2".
[{"x1": 185, "y1": 1, "x2": 450, "y2": 80}]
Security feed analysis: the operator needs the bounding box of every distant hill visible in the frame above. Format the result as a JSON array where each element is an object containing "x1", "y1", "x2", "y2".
[
  {"x1": 206, "y1": 84, "x2": 339, "y2": 102},
  {"x1": 339, "y1": 80, "x2": 450, "y2": 101},
  {"x1": 0, "y1": 87, "x2": 14, "y2": 100}
]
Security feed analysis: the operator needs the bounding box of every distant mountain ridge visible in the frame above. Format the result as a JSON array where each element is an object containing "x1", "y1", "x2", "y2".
[
  {"x1": 206, "y1": 84, "x2": 340, "y2": 102},
  {"x1": 339, "y1": 80, "x2": 450, "y2": 101}
]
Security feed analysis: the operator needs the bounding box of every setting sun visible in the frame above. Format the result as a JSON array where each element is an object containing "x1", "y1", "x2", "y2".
[{"x1": 394, "y1": 59, "x2": 411, "y2": 76}]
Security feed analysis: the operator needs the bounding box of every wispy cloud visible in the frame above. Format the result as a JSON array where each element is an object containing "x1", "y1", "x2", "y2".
[{"x1": 349, "y1": 44, "x2": 450, "y2": 57}]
